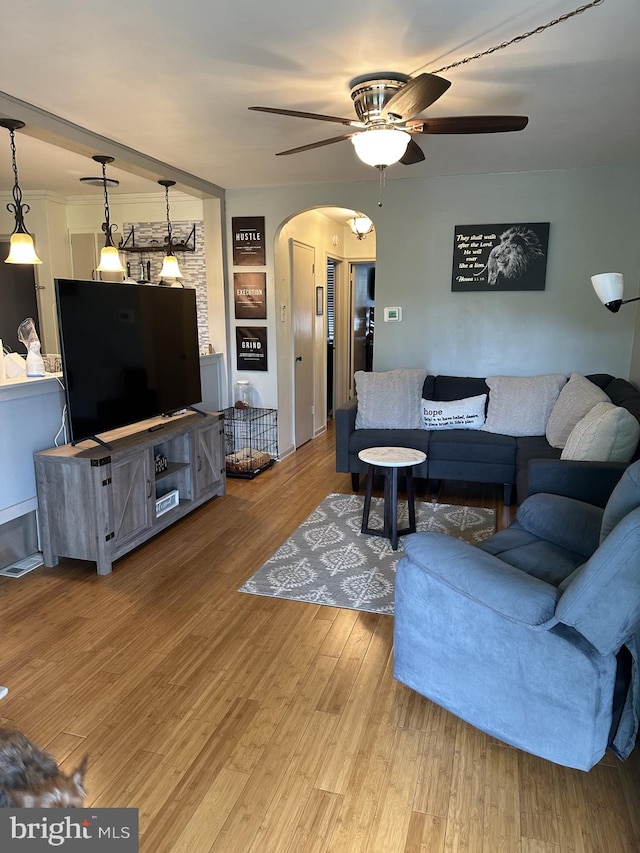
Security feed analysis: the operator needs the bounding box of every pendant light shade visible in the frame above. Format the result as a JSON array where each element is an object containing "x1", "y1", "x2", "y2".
[
  {"x1": 98, "y1": 245, "x2": 126, "y2": 273},
  {"x1": 158, "y1": 180, "x2": 183, "y2": 282},
  {"x1": 159, "y1": 254, "x2": 182, "y2": 279},
  {"x1": 0, "y1": 118, "x2": 43, "y2": 264},
  {"x1": 6, "y1": 232, "x2": 42, "y2": 265},
  {"x1": 351, "y1": 128, "x2": 411, "y2": 168},
  {"x1": 97, "y1": 245, "x2": 125, "y2": 274},
  {"x1": 81, "y1": 155, "x2": 125, "y2": 274}
]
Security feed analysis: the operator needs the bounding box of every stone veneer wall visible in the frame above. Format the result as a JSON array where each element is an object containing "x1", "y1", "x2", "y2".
[{"x1": 122, "y1": 220, "x2": 209, "y2": 351}]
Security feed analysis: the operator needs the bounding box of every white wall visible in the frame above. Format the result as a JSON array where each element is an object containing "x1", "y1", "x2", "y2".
[
  {"x1": 226, "y1": 164, "x2": 640, "y2": 455},
  {"x1": 373, "y1": 167, "x2": 640, "y2": 378}
]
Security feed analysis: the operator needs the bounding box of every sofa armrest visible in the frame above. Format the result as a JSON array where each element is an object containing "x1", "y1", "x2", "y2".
[
  {"x1": 335, "y1": 398, "x2": 358, "y2": 472},
  {"x1": 402, "y1": 533, "x2": 561, "y2": 627},
  {"x1": 526, "y1": 458, "x2": 626, "y2": 507},
  {"x1": 516, "y1": 493, "x2": 603, "y2": 557}
]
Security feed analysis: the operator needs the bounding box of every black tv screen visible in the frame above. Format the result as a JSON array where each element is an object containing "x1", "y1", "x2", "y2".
[{"x1": 55, "y1": 278, "x2": 202, "y2": 443}]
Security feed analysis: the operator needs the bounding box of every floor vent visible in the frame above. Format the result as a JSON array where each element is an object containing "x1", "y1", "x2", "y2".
[{"x1": 0, "y1": 553, "x2": 44, "y2": 578}]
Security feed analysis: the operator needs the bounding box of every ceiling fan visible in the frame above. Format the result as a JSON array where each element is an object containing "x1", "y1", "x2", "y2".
[{"x1": 250, "y1": 71, "x2": 528, "y2": 170}]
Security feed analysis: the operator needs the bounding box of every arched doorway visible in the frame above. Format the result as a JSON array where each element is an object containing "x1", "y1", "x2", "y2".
[{"x1": 274, "y1": 207, "x2": 376, "y2": 451}]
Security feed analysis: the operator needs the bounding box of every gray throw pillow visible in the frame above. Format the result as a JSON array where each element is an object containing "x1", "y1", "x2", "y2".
[
  {"x1": 481, "y1": 374, "x2": 567, "y2": 436},
  {"x1": 546, "y1": 373, "x2": 610, "y2": 448},
  {"x1": 355, "y1": 368, "x2": 428, "y2": 429}
]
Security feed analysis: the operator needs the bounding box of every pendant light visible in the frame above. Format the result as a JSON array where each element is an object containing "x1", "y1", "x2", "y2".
[
  {"x1": 348, "y1": 214, "x2": 374, "y2": 240},
  {"x1": 80, "y1": 155, "x2": 125, "y2": 274},
  {"x1": 158, "y1": 180, "x2": 183, "y2": 282},
  {"x1": 0, "y1": 118, "x2": 43, "y2": 264}
]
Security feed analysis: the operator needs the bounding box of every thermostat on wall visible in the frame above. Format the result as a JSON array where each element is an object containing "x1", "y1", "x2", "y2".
[{"x1": 383, "y1": 307, "x2": 402, "y2": 322}]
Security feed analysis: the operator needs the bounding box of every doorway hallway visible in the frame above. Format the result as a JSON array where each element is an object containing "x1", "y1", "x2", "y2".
[{"x1": 275, "y1": 206, "x2": 376, "y2": 457}]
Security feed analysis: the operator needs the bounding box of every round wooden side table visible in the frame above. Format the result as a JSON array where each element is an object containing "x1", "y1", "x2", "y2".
[{"x1": 357, "y1": 446, "x2": 427, "y2": 550}]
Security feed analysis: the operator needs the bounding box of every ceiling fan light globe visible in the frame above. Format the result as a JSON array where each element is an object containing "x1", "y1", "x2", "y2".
[
  {"x1": 351, "y1": 128, "x2": 411, "y2": 168},
  {"x1": 97, "y1": 245, "x2": 126, "y2": 273},
  {"x1": 591, "y1": 272, "x2": 624, "y2": 308},
  {"x1": 5, "y1": 232, "x2": 43, "y2": 264}
]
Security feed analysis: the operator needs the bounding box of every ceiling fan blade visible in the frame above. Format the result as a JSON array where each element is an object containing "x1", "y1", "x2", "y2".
[
  {"x1": 414, "y1": 115, "x2": 529, "y2": 134},
  {"x1": 382, "y1": 73, "x2": 451, "y2": 120},
  {"x1": 276, "y1": 133, "x2": 356, "y2": 156},
  {"x1": 400, "y1": 138, "x2": 425, "y2": 165},
  {"x1": 249, "y1": 106, "x2": 361, "y2": 127}
]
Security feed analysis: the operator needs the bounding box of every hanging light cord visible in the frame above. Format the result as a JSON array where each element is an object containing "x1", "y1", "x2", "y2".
[
  {"x1": 164, "y1": 185, "x2": 174, "y2": 252},
  {"x1": 412, "y1": 0, "x2": 604, "y2": 77},
  {"x1": 100, "y1": 160, "x2": 118, "y2": 248},
  {"x1": 6, "y1": 127, "x2": 29, "y2": 234}
]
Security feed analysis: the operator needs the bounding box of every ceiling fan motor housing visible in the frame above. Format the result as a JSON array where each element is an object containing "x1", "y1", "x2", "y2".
[{"x1": 349, "y1": 72, "x2": 410, "y2": 125}]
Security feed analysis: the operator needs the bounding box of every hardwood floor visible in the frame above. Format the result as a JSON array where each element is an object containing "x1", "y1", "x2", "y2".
[{"x1": 1, "y1": 423, "x2": 638, "y2": 852}]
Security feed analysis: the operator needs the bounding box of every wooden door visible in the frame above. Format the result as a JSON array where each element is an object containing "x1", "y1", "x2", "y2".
[{"x1": 292, "y1": 240, "x2": 315, "y2": 448}]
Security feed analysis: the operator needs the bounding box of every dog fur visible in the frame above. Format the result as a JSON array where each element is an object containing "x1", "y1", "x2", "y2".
[{"x1": 0, "y1": 728, "x2": 88, "y2": 808}]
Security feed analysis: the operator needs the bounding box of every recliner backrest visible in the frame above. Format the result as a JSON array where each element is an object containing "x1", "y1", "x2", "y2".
[
  {"x1": 556, "y1": 505, "x2": 640, "y2": 655},
  {"x1": 600, "y1": 459, "x2": 640, "y2": 543}
]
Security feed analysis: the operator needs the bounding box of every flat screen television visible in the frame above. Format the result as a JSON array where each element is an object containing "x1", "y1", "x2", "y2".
[{"x1": 55, "y1": 278, "x2": 202, "y2": 444}]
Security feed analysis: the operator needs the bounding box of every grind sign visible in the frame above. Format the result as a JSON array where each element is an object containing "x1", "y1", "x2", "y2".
[{"x1": 236, "y1": 326, "x2": 267, "y2": 371}]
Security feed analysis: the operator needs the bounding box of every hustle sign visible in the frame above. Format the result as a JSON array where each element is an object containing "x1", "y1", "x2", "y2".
[{"x1": 232, "y1": 216, "x2": 266, "y2": 266}]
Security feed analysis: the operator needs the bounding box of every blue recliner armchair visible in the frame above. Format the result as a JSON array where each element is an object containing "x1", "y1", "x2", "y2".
[{"x1": 394, "y1": 460, "x2": 640, "y2": 770}]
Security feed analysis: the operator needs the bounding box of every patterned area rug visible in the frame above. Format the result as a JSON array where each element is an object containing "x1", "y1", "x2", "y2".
[{"x1": 238, "y1": 494, "x2": 495, "y2": 615}]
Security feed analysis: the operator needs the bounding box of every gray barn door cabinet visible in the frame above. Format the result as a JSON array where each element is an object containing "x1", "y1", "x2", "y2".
[{"x1": 34, "y1": 411, "x2": 225, "y2": 575}]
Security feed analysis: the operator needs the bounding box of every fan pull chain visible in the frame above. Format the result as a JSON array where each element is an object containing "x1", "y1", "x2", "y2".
[
  {"x1": 411, "y1": 0, "x2": 604, "y2": 77},
  {"x1": 378, "y1": 167, "x2": 386, "y2": 207}
]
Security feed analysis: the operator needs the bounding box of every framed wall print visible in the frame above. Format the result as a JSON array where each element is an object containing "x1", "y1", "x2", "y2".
[
  {"x1": 232, "y1": 216, "x2": 266, "y2": 266},
  {"x1": 316, "y1": 286, "x2": 324, "y2": 316},
  {"x1": 452, "y1": 222, "x2": 550, "y2": 292},
  {"x1": 234, "y1": 272, "x2": 267, "y2": 319},
  {"x1": 236, "y1": 326, "x2": 268, "y2": 371}
]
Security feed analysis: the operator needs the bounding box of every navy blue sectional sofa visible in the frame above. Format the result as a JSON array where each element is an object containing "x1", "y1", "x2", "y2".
[{"x1": 335, "y1": 373, "x2": 640, "y2": 505}]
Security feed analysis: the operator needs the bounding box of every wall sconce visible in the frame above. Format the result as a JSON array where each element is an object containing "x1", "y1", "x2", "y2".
[
  {"x1": 0, "y1": 118, "x2": 43, "y2": 264},
  {"x1": 348, "y1": 214, "x2": 374, "y2": 240},
  {"x1": 80, "y1": 155, "x2": 125, "y2": 274},
  {"x1": 158, "y1": 179, "x2": 183, "y2": 283},
  {"x1": 591, "y1": 273, "x2": 640, "y2": 313}
]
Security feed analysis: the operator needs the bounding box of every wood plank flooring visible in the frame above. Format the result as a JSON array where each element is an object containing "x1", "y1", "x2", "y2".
[{"x1": 1, "y1": 423, "x2": 638, "y2": 852}]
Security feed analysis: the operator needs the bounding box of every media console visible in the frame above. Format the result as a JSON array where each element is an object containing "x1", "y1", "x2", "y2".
[{"x1": 34, "y1": 411, "x2": 225, "y2": 575}]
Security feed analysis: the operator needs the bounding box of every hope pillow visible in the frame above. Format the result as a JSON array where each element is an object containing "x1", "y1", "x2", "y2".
[{"x1": 420, "y1": 394, "x2": 487, "y2": 430}]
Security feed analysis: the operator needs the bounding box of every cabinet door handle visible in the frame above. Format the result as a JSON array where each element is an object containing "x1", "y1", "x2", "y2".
[
  {"x1": 147, "y1": 479, "x2": 152, "y2": 499},
  {"x1": 197, "y1": 455, "x2": 202, "y2": 472}
]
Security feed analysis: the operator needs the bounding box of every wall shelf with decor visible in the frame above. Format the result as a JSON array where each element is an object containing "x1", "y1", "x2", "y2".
[{"x1": 118, "y1": 224, "x2": 197, "y2": 254}]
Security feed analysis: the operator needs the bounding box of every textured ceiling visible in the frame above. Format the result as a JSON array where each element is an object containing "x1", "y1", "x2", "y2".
[{"x1": 0, "y1": 0, "x2": 638, "y2": 199}]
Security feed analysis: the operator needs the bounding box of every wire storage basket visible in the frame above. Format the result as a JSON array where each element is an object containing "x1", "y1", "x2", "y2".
[{"x1": 223, "y1": 407, "x2": 278, "y2": 478}]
